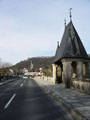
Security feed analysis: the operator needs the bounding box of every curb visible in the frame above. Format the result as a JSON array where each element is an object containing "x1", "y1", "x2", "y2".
[
  {"x1": 44, "y1": 87, "x2": 88, "y2": 120},
  {"x1": 35, "y1": 79, "x2": 89, "y2": 120}
]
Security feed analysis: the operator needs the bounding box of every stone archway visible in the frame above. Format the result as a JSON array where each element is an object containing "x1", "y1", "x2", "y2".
[
  {"x1": 57, "y1": 64, "x2": 63, "y2": 83},
  {"x1": 52, "y1": 62, "x2": 63, "y2": 84},
  {"x1": 71, "y1": 62, "x2": 77, "y2": 79}
]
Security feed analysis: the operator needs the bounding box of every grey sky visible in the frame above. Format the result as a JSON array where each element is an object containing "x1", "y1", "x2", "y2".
[{"x1": 0, "y1": 0, "x2": 90, "y2": 64}]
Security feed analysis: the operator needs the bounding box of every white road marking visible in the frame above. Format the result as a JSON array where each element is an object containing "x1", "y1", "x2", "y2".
[
  {"x1": 24, "y1": 81, "x2": 26, "y2": 83},
  {"x1": 4, "y1": 94, "x2": 16, "y2": 109},
  {"x1": 20, "y1": 83, "x2": 23, "y2": 87}
]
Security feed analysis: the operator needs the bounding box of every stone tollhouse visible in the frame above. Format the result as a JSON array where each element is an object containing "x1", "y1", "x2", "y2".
[{"x1": 52, "y1": 10, "x2": 90, "y2": 94}]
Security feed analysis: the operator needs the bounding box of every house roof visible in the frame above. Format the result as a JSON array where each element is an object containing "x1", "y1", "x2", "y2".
[{"x1": 54, "y1": 21, "x2": 89, "y2": 62}]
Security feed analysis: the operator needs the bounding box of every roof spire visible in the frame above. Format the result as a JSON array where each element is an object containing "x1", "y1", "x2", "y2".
[
  {"x1": 69, "y1": 8, "x2": 72, "y2": 21},
  {"x1": 64, "y1": 19, "x2": 66, "y2": 28},
  {"x1": 57, "y1": 41, "x2": 59, "y2": 48}
]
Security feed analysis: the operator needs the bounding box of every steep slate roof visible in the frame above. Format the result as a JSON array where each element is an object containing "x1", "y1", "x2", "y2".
[{"x1": 54, "y1": 21, "x2": 89, "y2": 62}]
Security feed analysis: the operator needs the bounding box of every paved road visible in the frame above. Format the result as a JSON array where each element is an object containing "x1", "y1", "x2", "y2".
[{"x1": 0, "y1": 78, "x2": 75, "y2": 120}]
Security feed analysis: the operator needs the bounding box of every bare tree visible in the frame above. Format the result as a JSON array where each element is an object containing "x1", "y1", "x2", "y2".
[
  {"x1": 0, "y1": 58, "x2": 12, "y2": 68},
  {"x1": 1, "y1": 62, "x2": 12, "y2": 68}
]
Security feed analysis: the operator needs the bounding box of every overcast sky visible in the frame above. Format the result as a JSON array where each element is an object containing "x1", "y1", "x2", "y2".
[{"x1": 0, "y1": 0, "x2": 90, "y2": 65}]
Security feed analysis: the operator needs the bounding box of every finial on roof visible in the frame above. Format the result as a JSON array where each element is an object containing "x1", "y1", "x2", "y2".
[
  {"x1": 69, "y1": 8, "x2": 72, "y2": 21},
  {"x1": 57, "y1": 41, "x2": 59, "y2": 47},
  {"x1": 64, "y1": 19, "x2": 66, "y2": 28}
]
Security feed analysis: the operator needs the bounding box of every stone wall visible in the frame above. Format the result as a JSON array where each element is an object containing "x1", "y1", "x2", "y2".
[
  {"x1": 72, "y1": 80, "x2": 90, "y2": 94},
  {"x1": 35, "y1": 76, "x2": 54, "y2": 84}
]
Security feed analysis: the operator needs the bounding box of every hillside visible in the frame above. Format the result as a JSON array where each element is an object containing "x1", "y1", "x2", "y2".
[
  {"x1": 14, "y1": 54, "x2": 90, "y2": 72},
  {"x1": 14, "y1": 56, "x2": 54, "y2": 70}
]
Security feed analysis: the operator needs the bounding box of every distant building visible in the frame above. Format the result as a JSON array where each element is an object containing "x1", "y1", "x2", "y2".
[
  {"x1": 23, "y1": 68, "x2": 28, "y2": 73},
  {"x1": 30, "y1": 61, "x2": 34, "y2": 72},
  {"x1": 24, "y1": 72, "x2": 41, "y2": 77},
  {"x1": 39, "y1": 68, "x2": 43, "y2": 72},
  {"x1": 9, "y1": 69, "x2": 14, "y2": 75}
]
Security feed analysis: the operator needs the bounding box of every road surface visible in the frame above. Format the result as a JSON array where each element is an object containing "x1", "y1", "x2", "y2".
[{"x1": 0, "y1": 78, "x2": 75, "y2": 120}]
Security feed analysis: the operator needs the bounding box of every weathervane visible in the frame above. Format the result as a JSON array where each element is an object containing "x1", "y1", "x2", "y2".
[{"x1": 69, "y1": 8, "x2": 72, "y2": 21}]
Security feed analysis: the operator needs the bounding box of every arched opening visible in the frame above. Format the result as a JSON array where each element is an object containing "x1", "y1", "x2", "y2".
[
  {"x1": 56, "y1": 62, "x2": 63, "y2": 83},
  {"x1": 83, "y1": 62, "x2": 89, "y2": 78},
  {"x1": 71, "y1": 62, "x2": 77, "y2": 79}
]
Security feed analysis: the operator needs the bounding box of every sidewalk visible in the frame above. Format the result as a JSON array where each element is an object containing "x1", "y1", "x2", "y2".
[
  {"x1": 35, "y1": 78, "x2": 90, "y2": 120},
  {"x1": 0, "y1": 79, "x2": 16, "y2": 86}
]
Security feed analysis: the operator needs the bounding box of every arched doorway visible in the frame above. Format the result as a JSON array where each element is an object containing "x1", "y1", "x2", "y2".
[
  {"x1": 56, "y1": 62, "x2": 63, "y2": 83},
  {"x1": 71, "y1": 62, "x2": 77, "y2": 79}
]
